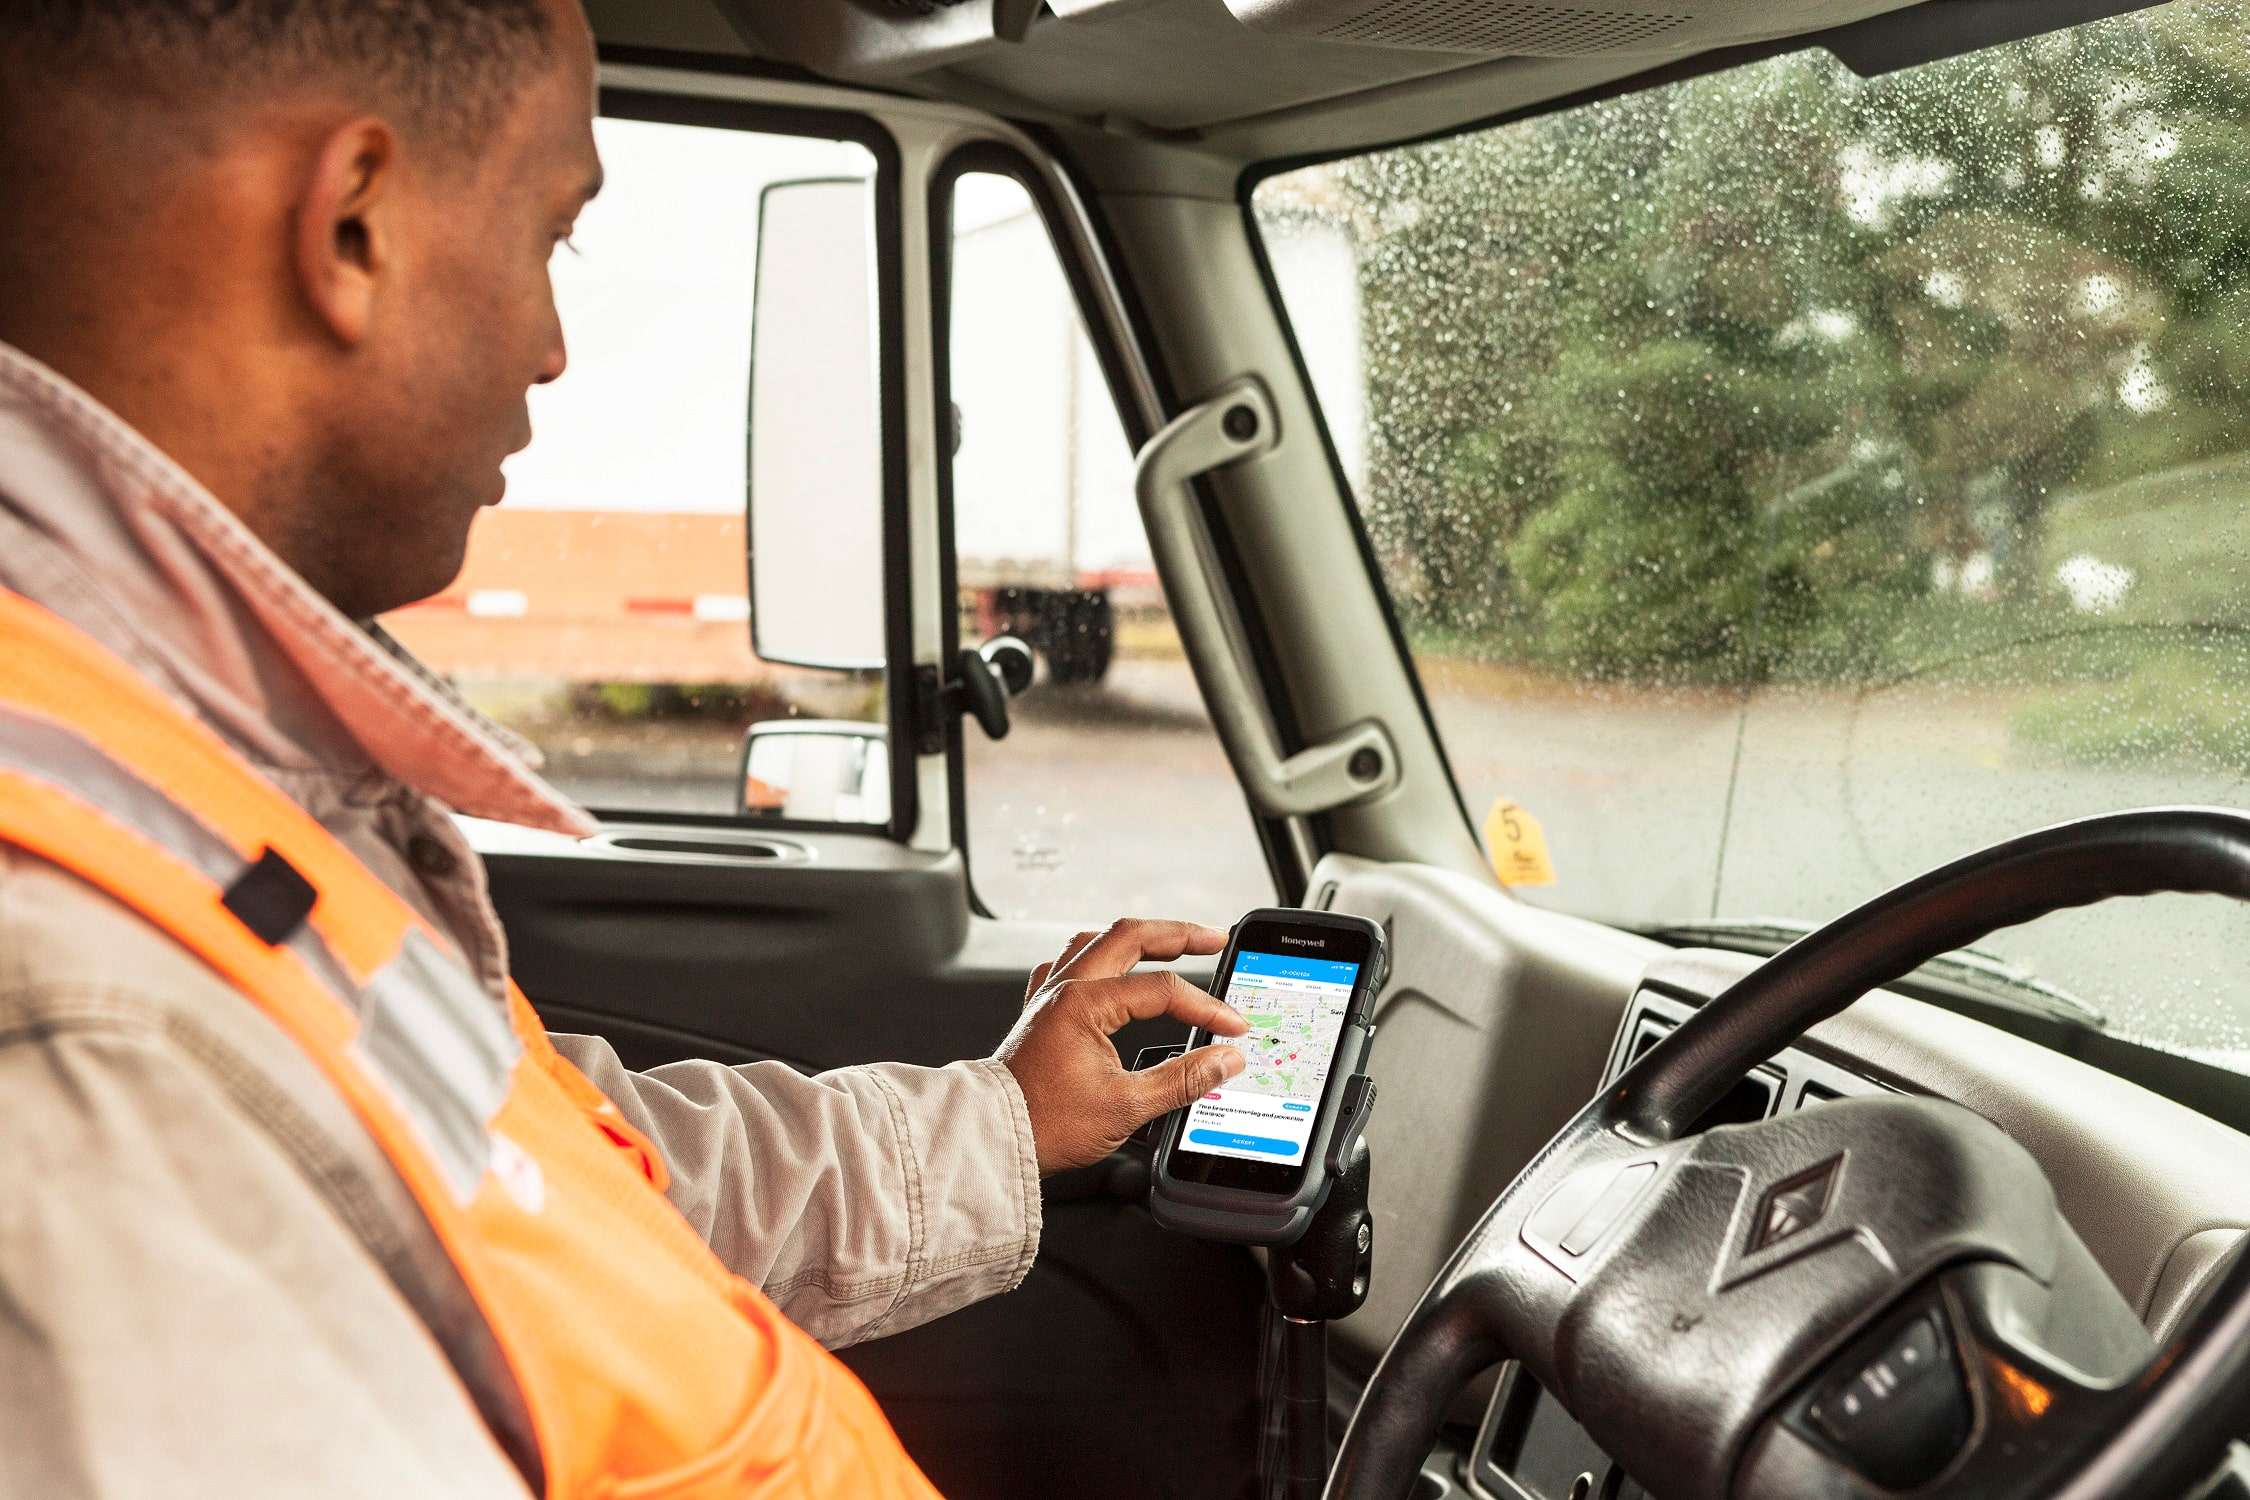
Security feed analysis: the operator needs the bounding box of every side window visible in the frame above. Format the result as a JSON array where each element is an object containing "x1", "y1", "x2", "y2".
[
  {"x1": 381, "y1": 114, "x2": 888, "y2": 824},
  {"x1": 946, "y1": 169, "x2": 1274, "y2": 921}
]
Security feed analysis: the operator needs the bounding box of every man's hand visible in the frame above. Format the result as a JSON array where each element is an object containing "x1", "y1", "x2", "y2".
[{"x1": 995, "y1": 919, "x2": 1249, "y2": 1176}]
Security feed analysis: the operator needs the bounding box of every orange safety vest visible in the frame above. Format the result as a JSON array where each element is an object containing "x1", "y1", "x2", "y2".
[{"x1": 0, "y1": 586, "x2": 943, "y2": 1500}]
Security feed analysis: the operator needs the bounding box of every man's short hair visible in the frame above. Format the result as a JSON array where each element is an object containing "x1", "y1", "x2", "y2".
[{"x1": 0, "y1": 1, "x2": 558, "y2": 144}]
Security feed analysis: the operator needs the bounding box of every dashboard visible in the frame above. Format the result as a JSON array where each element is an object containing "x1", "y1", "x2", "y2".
[{"x1": 1308, "y1": 852, "x2": 2250, "y2": 1500}]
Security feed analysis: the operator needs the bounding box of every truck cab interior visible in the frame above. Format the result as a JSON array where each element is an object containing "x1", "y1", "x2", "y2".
[{"x1": 429, "y1": 0, "x2": 2250, "y2": 1493}]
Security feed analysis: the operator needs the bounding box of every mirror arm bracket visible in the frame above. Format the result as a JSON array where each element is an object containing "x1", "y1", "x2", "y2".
[
  {"x1": 912, "y1": 665, "x2": 950, "y2": 757},
  {"x1": 1133, "y1": 375, "x2": 1400, "y2": 818},
  {"x1": 914, "y1": 636, "x2": 1030, "y2": 752}
]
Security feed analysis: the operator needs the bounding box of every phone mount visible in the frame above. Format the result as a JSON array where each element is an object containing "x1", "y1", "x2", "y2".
[
  {"x1": 1148, "y1": 1033, "x2": 1378, "y2": 1247},
  {"x1": 1268, "y1": 1109, "x2": 1375, "y2": 1315},
  {"x1": 1269, "y1": 1129, "x2": 1374, "y2": 1500},
  {"x1": 1134, "y1": 1046, "x2": 1377, "y2": 1500}
]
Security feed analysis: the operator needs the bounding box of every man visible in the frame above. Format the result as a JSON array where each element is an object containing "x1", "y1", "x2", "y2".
[{"x1": 0, "y1": 2, "x2": 1248, "y2": 1495}]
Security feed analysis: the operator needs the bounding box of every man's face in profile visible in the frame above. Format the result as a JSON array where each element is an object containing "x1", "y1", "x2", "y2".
[{"x1": 311, "y1": 2, "x2": 602, "y2": 618}]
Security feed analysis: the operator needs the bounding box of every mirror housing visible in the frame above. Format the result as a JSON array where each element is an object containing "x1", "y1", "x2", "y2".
[
  {"x1": 737, "y1": 720, "x2": 890, "y2": 825},
  {"x1": 747, "y1": 177, "x2": 885, "y2": 672}
]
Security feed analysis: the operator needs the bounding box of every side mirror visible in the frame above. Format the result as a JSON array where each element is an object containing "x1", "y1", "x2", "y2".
[
  {"x1": 738, "y1": 720, "x2": 890, "y2": 824},
  {"x1": 747, "y1": 177, "x2": 885, "y2": 671}
]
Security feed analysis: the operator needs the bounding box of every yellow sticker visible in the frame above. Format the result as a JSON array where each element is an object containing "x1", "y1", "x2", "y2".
[{"x1": 1484, "y1": 797, "x2": 1557, "y2": 888}]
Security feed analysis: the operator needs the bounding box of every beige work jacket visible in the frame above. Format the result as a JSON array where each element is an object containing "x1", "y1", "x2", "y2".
[{"x1": 0, "y1": 341, "x2": 1040, "y2": 1498}]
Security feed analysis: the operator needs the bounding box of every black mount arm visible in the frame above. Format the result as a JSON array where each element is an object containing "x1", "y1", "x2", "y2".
[
  {"x1": 1127, "y1": 1044, "x2": 1378, "y2": 1500},
  {"x1": 1269, "y1": 1137, "x2": 1375, "y2": 1500}
]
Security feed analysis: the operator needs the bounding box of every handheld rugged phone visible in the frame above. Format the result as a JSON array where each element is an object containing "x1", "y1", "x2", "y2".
[{"x1": 1150, "y1": 908, "x2": 1385, "y2": 1246}]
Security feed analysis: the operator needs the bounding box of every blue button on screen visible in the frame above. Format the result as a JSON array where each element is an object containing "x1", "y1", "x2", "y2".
[
  {"x1": 1281, "y1": 1102, "x2": 1313, "y2": 1112},
  {"x1": 1188, "y1": 1128, "x2": 1296, "y2": 1155}
]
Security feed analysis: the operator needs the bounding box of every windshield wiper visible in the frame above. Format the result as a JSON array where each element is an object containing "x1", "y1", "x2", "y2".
[{"x1": 1644, "y1": 917, "x2": 2108, "y2": 1031}]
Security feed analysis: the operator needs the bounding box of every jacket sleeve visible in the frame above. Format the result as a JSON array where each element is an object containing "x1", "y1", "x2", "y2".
[
  {"x1": 0, "y1": 1015, "x2": 535, "y2": 1500},
  {"x1": 548, "y1": 1034, "x2": 1043, "y2": 1348}
]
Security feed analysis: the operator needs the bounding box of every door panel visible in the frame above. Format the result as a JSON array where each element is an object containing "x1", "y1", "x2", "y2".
[
  {"x1": 485, "y1": 823, "x2": 1214, "y2": 1071},
  {"x1": 485, "y1": 831, "x2": 987, "y2": 1069}
]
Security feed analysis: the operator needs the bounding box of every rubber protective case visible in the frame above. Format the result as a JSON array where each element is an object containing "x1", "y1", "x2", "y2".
[{"x1": 1148, "y1": 908, "x2": 1386, "y2": 1246}]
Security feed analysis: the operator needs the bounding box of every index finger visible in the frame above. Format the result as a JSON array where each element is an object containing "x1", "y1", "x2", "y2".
[
  {"x1": 1081, "y1": 970, "x2": 1248, "y2": 1037},
  {"x1": 1053, "y1": 918, "x2": 1228, "y2": 983}
]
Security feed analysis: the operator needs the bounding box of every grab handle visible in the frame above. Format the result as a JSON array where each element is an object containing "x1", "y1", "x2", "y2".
[{"x1": 1133, "y1": 376, "x2": 1398, "y2": 817}]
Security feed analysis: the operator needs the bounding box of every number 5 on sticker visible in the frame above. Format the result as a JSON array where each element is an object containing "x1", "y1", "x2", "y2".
[{"x1": 1483, "y1": 796, "x2": 1556, "y2": 888}]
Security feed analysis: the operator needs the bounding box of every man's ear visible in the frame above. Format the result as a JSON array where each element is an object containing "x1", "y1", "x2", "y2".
[{"x1": 294, "y1": 118, "x2": 399, "y2": 347}]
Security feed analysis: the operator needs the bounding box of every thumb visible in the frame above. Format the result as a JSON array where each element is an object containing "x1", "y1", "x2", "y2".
[{"x1": 1135, "y1": 1043, "x2": 1245, "y2": 1122}]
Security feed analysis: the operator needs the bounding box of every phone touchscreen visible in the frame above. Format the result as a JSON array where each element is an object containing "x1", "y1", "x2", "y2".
[{"x1": 1175, "y1": 948, "x2": 1362, "y2": 1168}]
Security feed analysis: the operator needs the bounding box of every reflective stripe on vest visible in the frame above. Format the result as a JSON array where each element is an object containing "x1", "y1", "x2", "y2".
[{"x1": 0, "y1": 588, "x2": 942, "y2": 1500}]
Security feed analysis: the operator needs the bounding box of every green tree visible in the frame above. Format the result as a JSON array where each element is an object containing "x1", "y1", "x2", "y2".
[{"x1": 1318, "y1": 0, "x2": 2250, "y2": 682}]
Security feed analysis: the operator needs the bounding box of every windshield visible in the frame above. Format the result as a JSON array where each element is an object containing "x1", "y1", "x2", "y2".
[{"x1": 1252, "y1": 0, "x2": 2250, "y2": 1069}]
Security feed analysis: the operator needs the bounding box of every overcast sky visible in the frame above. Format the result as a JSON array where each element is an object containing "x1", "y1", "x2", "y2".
[{"x1": 500, "y1": 117, "x2": 874, "y2": 513}]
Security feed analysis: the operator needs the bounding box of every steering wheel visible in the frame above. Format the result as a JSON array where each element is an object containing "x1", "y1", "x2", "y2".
[{"x1": 1330, "y1": 808, "x2": 2250, "y2": 1500}]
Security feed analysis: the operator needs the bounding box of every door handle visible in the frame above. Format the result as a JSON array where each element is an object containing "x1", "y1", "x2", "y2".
[{"x1": 1133, "y1": 375, "x2": 1398, "y2": 818}]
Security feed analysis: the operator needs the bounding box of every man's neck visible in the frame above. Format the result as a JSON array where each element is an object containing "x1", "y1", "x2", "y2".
[{"x1": 3, "y1": 310, "x2": 307, "y2": 568}]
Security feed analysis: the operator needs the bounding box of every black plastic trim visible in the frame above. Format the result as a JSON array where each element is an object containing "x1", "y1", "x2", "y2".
[
  {"x1": 585, "y1": 89, "x2": 917, "y2": 845},
  {"x1": 926, "y1": 146, "x2": 975, "y2": 906}
]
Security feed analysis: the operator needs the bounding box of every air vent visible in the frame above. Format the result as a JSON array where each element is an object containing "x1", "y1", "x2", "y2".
[
  {"x1": 1318, "y1": 0, "x2": 1688, "y2": 55},
  {"x1": 1625, "y1": 1015, "x2": 1780, "y2": 1131}
]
